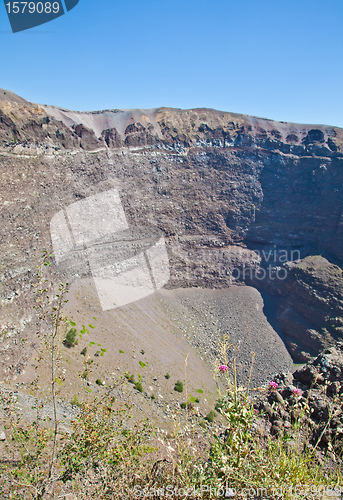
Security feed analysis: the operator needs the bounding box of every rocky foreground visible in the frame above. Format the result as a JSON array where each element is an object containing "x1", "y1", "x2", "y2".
[
  {"x1": 1, "y1": 342, "x2": 342, "y2": 476},
  {"x1": 255, "y1": 343, "x2": 343, "y2": 461}
]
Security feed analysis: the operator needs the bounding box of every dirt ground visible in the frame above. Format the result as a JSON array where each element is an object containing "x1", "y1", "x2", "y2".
[{"x1": 1, "y1": 282, "x2": 292, "y2": 434}]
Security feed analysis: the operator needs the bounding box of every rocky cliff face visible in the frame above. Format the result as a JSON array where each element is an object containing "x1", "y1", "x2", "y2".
[
  {"x1": 249, "y1": 256, "x2": 343, "y2": 361},
  {"x1": 1, "y1": 88, "x2": 343, "y2": 378}
]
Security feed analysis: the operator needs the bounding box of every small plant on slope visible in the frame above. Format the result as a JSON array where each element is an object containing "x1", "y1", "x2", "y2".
[
  {"x1": 63, "y1": 327, "x2": 78, "y2": 348},
  {"x1": 174, "y1": 380, "x2": 184, "y2": 393}
]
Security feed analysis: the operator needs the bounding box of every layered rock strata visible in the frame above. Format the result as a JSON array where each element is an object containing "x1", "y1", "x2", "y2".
[{"x1": 1, "y1": 88, "x2": 343, "y2": 377}]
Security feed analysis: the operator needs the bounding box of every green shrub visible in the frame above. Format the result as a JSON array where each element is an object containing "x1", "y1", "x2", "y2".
[
  {"x1": 124, "y1": 372, "x2": 135, "y2": 383},
  {"x1": 123, "y1": 372, "x2": 143, "y2": 392},
  {"x1": 165, "y1": 373, "x2": 170, "y2": 379},
  {"x1": 174, "y1": 380, "x2": 183, "y2": 393},
  {"x1": 180, "y1": 402, "x2": 194, "y2": 410},
  {"x1": 63, "y1": 328, "x2": 78, "y2": 348},
  {"x1": 134, "y1": 381, "x2": 143, "y2": 392},
  {"x1": 125, "y1": 373, "x2": 133, "y2": 382},
  {"x1": 150, "y1": 394, "x2": 155, "y2": 400},
  {"x1": 80, "y1": 347, "x2": 87, "y2": 356},
  {"x1": 95, "y1": 378, "x2": 103, "y2": 386},
  {"x1": 205, "y1": 410, "x2": 216, "y2": 423}
]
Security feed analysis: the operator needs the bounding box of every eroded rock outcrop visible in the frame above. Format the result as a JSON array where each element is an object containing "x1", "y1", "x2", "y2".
[
  {"x1": 0, "y1": 90, "x2": 80, "y2": 149},
  {"x1": 249, "y1": 256, "x2": 343, "y2": 362}
]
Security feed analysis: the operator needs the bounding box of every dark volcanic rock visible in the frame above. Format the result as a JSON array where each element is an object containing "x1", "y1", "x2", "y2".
[
  {"x1": 73, "y1": 123, "x2": 103, "y2": 150},
  {"x1": 304, "y1": 129, "x2": 325, "y2": 145},
  {"x1": 255, "y1": 343, "x2": 343, "y2": 457},
  {"x1": 101, "y1": 127, "x2": 122, "y2": 148},
  {"x1": 250, "y1": 256, "x2": 343, "y2": 361},
  {"x1": 124, "y1": 122, "x2": 159, "y2": 147},
  {"x1": 0, "y1": 90, "x2": 80, "y2": 149}
]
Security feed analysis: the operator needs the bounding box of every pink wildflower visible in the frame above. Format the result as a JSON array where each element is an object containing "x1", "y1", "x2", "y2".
[
  {"x1": 269, "y1": 381, "x2": 279, "y2": 390},
  {"x1": 219, "y1": 365, "x2": 228, "y2": 373},
  {"x1": 292, "y1": 388, "x2": 302, "y2": 396},
  {"x1": 254, "y1": 409, "x2": 258, "y2": 413}
]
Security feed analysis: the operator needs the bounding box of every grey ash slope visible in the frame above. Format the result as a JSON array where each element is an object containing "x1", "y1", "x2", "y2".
[{"x1": 159, "y1": 286, "x2": 292, "y2": 386}]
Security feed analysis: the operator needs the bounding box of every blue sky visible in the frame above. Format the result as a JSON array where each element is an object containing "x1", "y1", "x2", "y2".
[{"x1": 1, "y1": 0, "x2": 342, "y2": 127}]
